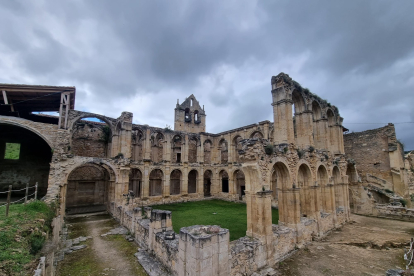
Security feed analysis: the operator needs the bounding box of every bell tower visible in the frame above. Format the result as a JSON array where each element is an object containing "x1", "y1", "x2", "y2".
[{"x1": 174, "y1": 94, "x2": 206, "y2": 133}]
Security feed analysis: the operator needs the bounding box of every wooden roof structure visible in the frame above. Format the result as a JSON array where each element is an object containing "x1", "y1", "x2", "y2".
[{"x1": 0, "y1": 83, "x2": 75, "y2": 115}]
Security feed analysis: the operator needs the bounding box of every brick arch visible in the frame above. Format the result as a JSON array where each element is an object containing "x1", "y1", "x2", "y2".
[
  {"x1": 69, "y1": 113, "x2": 115, "y2": 133},
  {"x1": 250, "y1": 131, "x2": 264, "y2": 139}
]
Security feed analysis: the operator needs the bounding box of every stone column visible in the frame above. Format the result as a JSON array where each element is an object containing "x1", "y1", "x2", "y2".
[
  {"x1": 183, "y1": 135, "x2": 189, "y2": 163},
  {"x1": 142, "y1": 163, "x2": 150, "y2": 198},
  {"x1": 197, "y1": 168, "x2": 203, "y2": 197},
  {"x1": 182, "y1": 166, "x2": 188, "y2": 195},
  {"x1": 163, "y1": 166, "x2": 171, "y2": 197}
]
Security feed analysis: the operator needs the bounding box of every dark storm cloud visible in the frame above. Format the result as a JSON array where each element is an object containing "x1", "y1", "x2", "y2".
[{"x1": 0, "y1": 0, "x2": 413, "y2": 148}]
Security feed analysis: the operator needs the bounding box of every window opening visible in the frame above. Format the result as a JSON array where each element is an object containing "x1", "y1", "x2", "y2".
[
  {"x1": 177, "y1": 153, "x2": 181, "y2": 163},
  {"x1": 4, "y1": 143, "x2": 20, "y2": 160},
  {"x1": 222, "y1": 178, "x2": 229, "y2": 193}
]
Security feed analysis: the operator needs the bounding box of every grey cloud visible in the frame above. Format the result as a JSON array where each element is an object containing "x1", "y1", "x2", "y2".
[{"x1": 0, "y1": 0, "x2": 413, "y2": 149}]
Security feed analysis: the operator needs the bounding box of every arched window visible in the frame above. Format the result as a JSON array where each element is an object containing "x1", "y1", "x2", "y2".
[
  {"x1": 188, "y1": 170, "x2": 197, "y2": 193},
  {"x1": 194, "y1": 110, "x2": 200, "y2": 123},
  {"x1": 129, "y1": 168, "x2": 142, "y2": 197},
  {"x1": 170, "y1": 169, "x2": 182, "y2": 195},
  {"x1": 220, "y1": 170, "x2": 229, "y2": 193},
  {"x1": 149, "y1": 169, "x2": 163, "y2": 196},
  {"x1": 172, "y1": 135, "x2": 182, "y2": 163},
  {"x1": 185, "y1": 108, "x2": 191, "y2": 122}
]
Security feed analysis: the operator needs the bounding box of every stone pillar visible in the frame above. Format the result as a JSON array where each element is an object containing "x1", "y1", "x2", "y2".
[
  {"x1": 199, "y1": 137, "x2": 204, "y2": 164},
  {"x1": 178, "y1": 225, "x2": 230, "y2": 276},
  {"x1": 117, "y1": 112, "x2": 133, "y2": 158},
  {"x1": 314, "y1": 119, "x2": 329, "y2": 150},
  {"x1": 144, "y1": 129, "x2": 151, "y2": 160},
  {"x1": 198, "y1": 168, "x2": 203, "y2": 197},
  {"x1": 182, "y1": 166, "x2": 188, "y2": 195},
  {"x1": 142, "y1": 163, "x2": 150, "y2": 198},
  {"x1": 296, "y1": 111, "x2": 314, "y2": 148},
  {"x1": 183, "y1": 135, "x2": 189, "y2": 163},
  {"x1": 148, "y1": 210, "x2": 173, "y2": 252},
  {"x1": 163, "y1": 166, "x2": 171, "y2": 197},
  {"x1": 278, "y1": 189, "x2": 301, "y2": 226},
  {"x1": 272, "y1": 100, "x2": 294, "y2": 145}
]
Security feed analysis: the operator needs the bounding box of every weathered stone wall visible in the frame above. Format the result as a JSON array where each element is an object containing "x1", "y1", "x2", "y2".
[{"x1": 344, "y1": 124, "x2": 402, "y2": 189}]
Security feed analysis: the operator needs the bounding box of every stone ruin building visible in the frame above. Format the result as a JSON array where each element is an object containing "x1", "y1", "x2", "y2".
[
  {"x1": 0, "y1": 73, "x2": 353, "y2": 275},
  {"x1": 343, "y1": 124, "x2": 414, "y2": 220}
]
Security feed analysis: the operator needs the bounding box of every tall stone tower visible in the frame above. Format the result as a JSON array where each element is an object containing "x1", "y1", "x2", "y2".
[{"x1": 174, "y1": 94, "x2": 206, "y2": 133}]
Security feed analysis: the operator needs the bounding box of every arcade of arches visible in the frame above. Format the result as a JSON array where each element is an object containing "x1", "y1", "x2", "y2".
[{"x1": 0, "y1": 73, "x2": 360, "y2": 275}]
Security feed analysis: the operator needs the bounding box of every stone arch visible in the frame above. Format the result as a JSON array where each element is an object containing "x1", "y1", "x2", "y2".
[
  {"x1": 0, "y1": 121, "x2": 54, "y2": 199},
  {"x1": 271, "y1": 161, "x2": 294, "y2": 224},
  {"x1": 203, "y1": 139, "x2": 213, "y2": 164},
  {"x1": 131, "y1": 128, "x2": 145, "y2": 161},
  {"x1": 292, "y1": 90, "x2": 307, "y2": 114},
  {"x1": 170, "y1": 169, "x2": 182, "y2": 195},
  {"x1": 312, "y1": 101, "x2": 323, "y2": 120},
  {"x1": 151, "y1": 132, "x2": 164, "y2": 163},
  {"x1": 297, "y1": 163, "x2": 314, "y2": 218},
  {"x1": 188, "y1": 169, "x2": 198, "y2": 194},
  {"x1": 233, "y1": 135, "x2": 243, "y2": 162},
  {"x1": 203, "y1": 169, "x2": 213, "y2": 196},
  {"x1": 219, "y1": 169, "x2": 229, "y2": 193},
  {"x1": 149, "y1": 169, "x2": 163, "y2": 196},
  {"x1": 271, "y1": 160, "x2": 292, "y2": 190},
  {"x1": 332, "y1": 166, "x2": 344, "y2": 208},
  {"x1": 327, "y1": 109, "x2": 336, "y2": 126},
  {"x1": 129, "y1": 168, "x2": 142, "y2": 197},
  {"x1": 0, "y1": 119, "x2": 55, "y2": 149},
  {"x1": 219, "y1": 139, "x2": 228, "y2": 164},
  {"x1": 250, "y1": 131, "x2": 264, "y2": 139},
  {"x1": 69, "y1": 113, "x2": 114, "y2": 133},
  {"x1": 317, "y1": 165, "x2": 332, "y2": 213},
  {"x1": 233, "y1": 170, "x2": 246, "y2": 199},
  {"x1": 66, "y1": 162, "x2": 113, "y2": 214}
]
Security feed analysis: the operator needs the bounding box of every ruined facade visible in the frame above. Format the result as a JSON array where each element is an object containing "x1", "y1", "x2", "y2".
[
  {"x1": 344, "y1": 124, "x2": 413, "y2": 220},
  {"x1": 0, "y1": 73, "x2": 351, "y2": 275}
]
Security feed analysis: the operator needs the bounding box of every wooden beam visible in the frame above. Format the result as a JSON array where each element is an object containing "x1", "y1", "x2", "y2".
[{"x1": 2, "y1": 90, "x2": 8, "y2": 105}]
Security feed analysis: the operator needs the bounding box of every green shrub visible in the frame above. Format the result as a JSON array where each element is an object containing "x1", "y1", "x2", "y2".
[
  {"x1": 265, "y1": 144, "x2": 274, "y2": 155},
  {"x1": 400, "y1": 199, "x2": 407, "y2": 207},
  {"x1": 29, "y1": 234, "x2": 45, "y2": 255}
]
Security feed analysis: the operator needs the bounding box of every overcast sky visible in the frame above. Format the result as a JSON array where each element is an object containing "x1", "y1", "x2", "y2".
[{"x1": 1, "y1": 1, "x2": 413, "y2": 149}]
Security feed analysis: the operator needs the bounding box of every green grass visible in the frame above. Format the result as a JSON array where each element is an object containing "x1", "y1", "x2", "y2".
[
  {"x1": 0, "y1": 200, "x2": 55, "y2": 275},
  {"x1": 4, "y1": 143, "x2": 20, "y2": 160},
  {"x1": 152, "y1": 199, "x2": 279, "y2": 241}
]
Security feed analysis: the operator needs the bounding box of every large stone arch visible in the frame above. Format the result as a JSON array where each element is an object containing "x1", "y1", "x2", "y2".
[
  {"x1": 203, "y1": 169, "x2": 213, "y2": 197},
  {"x1": 65, "y1": 162, "x2": 116, "y2": 214},
  {"x1": 297, "y1": 163, "x2": 315, "y2": 218},
  {"x1": 0, "y1": 118, "x2": 56, "y2": 149},
  {"x1": 149, "y1": 168, "x2": 164, "y2": 196},
  {"x1": 0, "y1": 121, "x2": 54, "y2": 199},
  {"x1": 219, "y1": 169, "x2": 229, "y2": 193},
  {"x1": 233, "y1": 169, "x2": 246, "y2": 200}
]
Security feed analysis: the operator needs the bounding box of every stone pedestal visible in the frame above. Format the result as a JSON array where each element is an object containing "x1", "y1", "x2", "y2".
[{"x1": 178, "y1": 225, "x2": 229, "y2": 276}]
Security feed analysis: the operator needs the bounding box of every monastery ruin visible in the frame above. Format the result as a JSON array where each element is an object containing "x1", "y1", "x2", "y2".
[{"x1": 1, "y1": 72, "x2": 411, "y2": 275}]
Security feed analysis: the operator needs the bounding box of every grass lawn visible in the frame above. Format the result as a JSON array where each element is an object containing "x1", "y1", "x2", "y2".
[
  {"x1": 0, "y1": 201, "x2": 55, "y2": 275},
  {"x1": 152, "y1": 199, "x2": 279, "y2": 241}
]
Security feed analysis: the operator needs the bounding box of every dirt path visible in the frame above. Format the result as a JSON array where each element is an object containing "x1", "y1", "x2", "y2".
[
  {"x1": 278, "y1": 214, "x2": 413, "y2": 276},
  {"x1": 57, "y1": 214, "x2": 147, "y2": 276}
]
